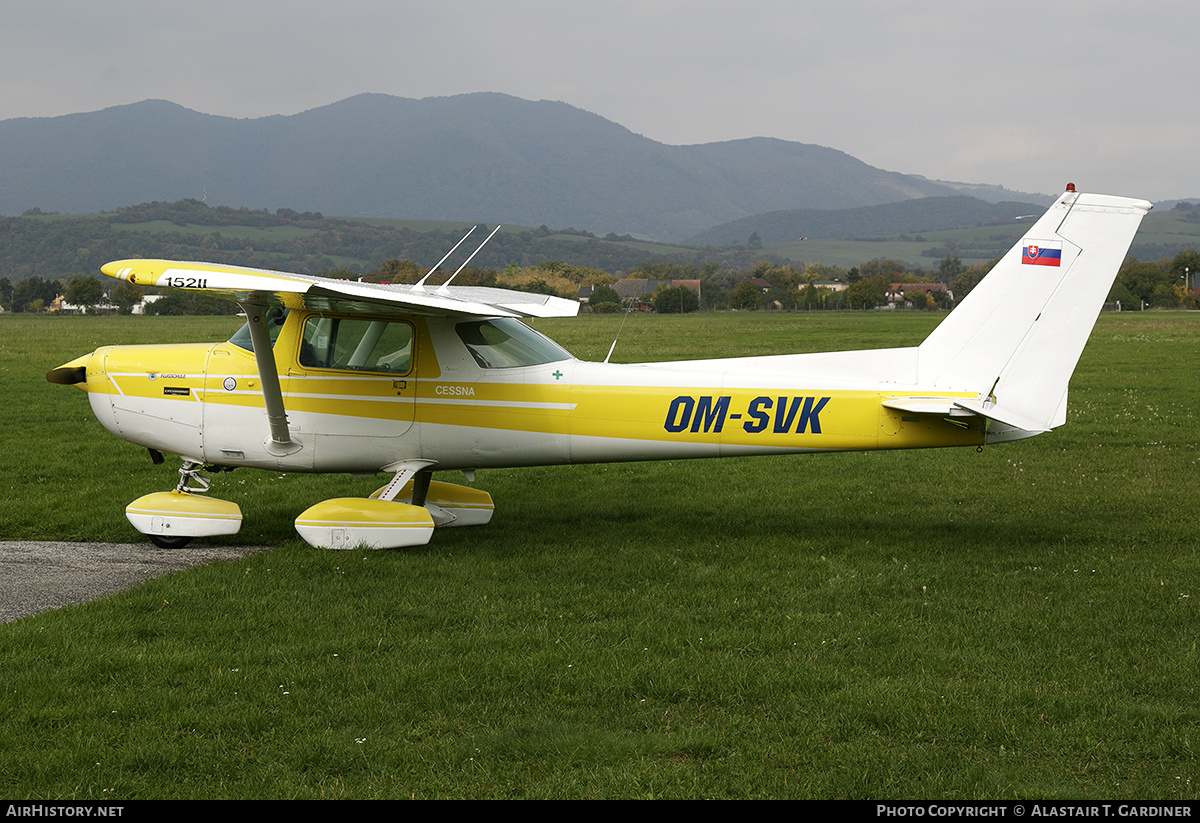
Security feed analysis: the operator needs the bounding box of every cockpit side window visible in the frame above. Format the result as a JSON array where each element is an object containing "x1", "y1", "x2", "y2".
[
  {"x1": 228, "y1": 308, "x2": 288, "y2": 352},
  {"x1": 455, "y1": 318, "x2": 573, "y2": 369},
  {"x1": 298, "y1": 317, "x2": 414, "y2": 374}
]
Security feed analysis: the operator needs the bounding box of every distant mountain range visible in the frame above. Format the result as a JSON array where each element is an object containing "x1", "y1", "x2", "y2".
[{"x1": 0, "y1": 93, "x2": 1060, "y2": 242}]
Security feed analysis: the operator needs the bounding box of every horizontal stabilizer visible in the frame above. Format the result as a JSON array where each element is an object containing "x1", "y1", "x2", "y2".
[
  {"x1": 882, "y1": 396, "x2": 1048, "y2": 435},
  {"x1": 881, "y1": 397, "x2": 976, "y2": 418},
  {"x1": 951, "y1": 399, "x2": 1049, "y2": 434}
]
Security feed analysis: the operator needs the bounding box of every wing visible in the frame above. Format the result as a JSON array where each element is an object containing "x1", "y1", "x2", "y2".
[{"x1": 100, "y1": 259, "x2": 580, "y2": 319}]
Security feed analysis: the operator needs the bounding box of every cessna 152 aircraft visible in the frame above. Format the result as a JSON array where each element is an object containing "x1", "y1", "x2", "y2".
[{"x1": 47, "y1": 186, "x2": 1150, "y2": 549}]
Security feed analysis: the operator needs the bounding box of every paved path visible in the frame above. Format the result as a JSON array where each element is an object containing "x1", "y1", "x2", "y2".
[{"x1": 0, "y1": 541, "x2": 271, "y2": 623}]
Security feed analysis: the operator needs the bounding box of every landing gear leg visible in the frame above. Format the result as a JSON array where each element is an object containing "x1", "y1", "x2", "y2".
[
  {"x1": 411, "y1": 469, "x2": 432, "y2": 508},
  {"x1": 176, "y1": 460, "x2": 212, "y2": 494}
]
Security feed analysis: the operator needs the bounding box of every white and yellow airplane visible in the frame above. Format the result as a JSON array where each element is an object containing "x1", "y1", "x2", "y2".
[{"x1": 48, "y1": 187, "x2": 1150, "y2": 549}]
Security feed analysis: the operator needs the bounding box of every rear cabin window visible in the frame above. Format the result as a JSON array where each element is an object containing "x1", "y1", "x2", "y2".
[{"x1": 455, "y1": 318, "x2": 573, "y2": 369}]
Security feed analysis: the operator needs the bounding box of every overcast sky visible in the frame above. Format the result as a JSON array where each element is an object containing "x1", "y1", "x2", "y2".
[{"x1": 4, "y1": 0, "x2": 1195, "y2": 202}]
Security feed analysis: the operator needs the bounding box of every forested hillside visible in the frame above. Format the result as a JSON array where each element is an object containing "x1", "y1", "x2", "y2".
[
  {"x1": 1, "y1": 200, "x2": 757, "y2": 282},
  {"x1": 4, "y1": 198, "x2": 1199, "y2": 317}
]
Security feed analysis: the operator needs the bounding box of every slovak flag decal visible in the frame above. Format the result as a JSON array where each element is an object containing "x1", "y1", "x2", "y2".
[{"x1": 1022, "y1": 240, "x2": 1062, "y2": 267}]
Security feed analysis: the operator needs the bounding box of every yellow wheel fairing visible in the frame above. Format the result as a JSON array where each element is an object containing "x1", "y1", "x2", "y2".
[
  {"x1": 294, "y1": 498, "x2": 435, "y2": 549},
  {"x1": 369, "y1": 479, "x2": 495, "y2": 527},
  {"x1": 125, "y1": 490, "x2": 243, "y2": 539}
]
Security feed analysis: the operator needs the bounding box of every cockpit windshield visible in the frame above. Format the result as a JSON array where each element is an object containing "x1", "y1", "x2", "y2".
[
  {"x1": 455, "y1": 318, "x2": 574, "y2": 369},
  {"x1": 228, "y1": 308, "x2": 288, "y2": 352}
]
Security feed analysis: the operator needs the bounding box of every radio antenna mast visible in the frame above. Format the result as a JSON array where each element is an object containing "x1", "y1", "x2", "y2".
[
  {"x1": 415, "y1": 226, "x2": 476, "y2": 288},
  {"x1": 604, "y1": 302, "x2": 632, "y2": 363},
  {"x1": 440, "y1": 225, "x2": 502, "y2": 290}
]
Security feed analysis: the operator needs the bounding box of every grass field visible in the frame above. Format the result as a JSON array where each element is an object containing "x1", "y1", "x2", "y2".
[{"x1": 0, "y1": 310, "x2": 1197, "y2": 799}]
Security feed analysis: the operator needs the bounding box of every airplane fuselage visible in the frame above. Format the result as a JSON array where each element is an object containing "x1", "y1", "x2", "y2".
[{"x1": 72, "y1": 309, "x2": 983, "y2": 477}]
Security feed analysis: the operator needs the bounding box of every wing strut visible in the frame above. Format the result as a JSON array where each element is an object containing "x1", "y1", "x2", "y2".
[{"x1": 241, "y1": 302, "x2": 302, "y2": 457}]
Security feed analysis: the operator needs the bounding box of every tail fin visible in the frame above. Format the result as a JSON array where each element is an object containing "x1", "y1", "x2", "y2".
[{"x1": 916, "y1": 187, "x2": 1151, "y2": 435}]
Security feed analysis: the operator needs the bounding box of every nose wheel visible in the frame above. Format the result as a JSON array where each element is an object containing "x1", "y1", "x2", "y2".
[
  {"x1": 126, "y1": 460, "x2": 243, "y2": 548},
  {"x1": 148, "y1": 534, "x2": 193, "y2": 549}
]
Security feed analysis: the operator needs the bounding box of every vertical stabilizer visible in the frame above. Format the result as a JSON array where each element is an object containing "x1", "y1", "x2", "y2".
[{"x1": 917, "y1": 188, "x2": 1151, "y2": 432}]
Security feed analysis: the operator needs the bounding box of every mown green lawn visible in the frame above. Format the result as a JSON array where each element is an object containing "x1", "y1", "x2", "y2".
[{"x1": 0, "y1": 311, "x2": 1196, "y2": 798}]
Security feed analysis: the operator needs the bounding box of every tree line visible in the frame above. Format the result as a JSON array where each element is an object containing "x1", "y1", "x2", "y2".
[
  {"x1": 7, "y1": 248, "x2": 1199, "y2": 316},
  {"x1": 3, "y1": 199, "x2": 1198, "y2": 314}
]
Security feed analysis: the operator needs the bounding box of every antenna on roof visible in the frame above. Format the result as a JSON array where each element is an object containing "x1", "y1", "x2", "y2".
[
  {"x1": 416, "y1": 226, "x2": 476, "y2": 288},
  {"x1": 603, "y1": 302, "x2": 632, "y2": 364},
  {"x1": 439, "y1": 225, "x2": 502, "y2": 290}
]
